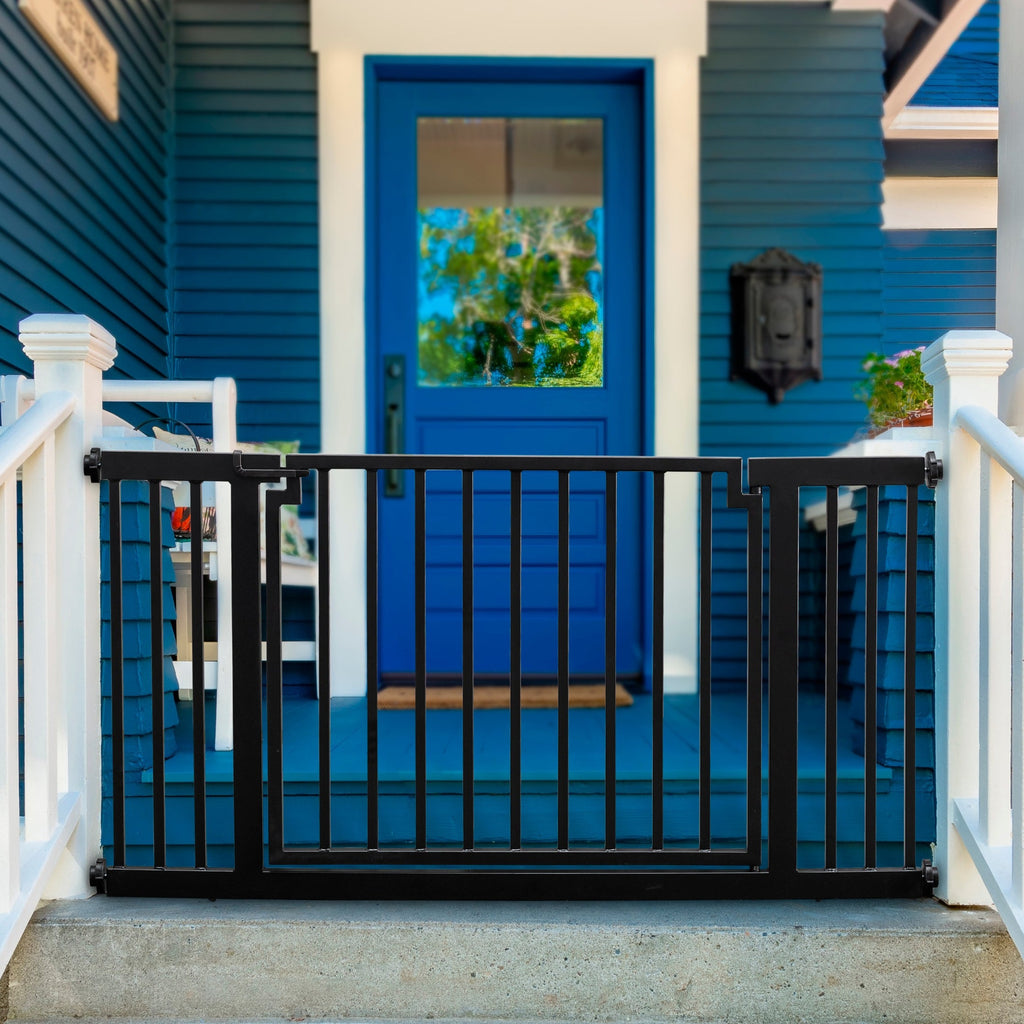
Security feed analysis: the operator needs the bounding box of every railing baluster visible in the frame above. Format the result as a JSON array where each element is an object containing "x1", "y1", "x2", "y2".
[
  {"x1": 903, "y1": 484, "x2": 918, "y2": 869},
  {"x1": 981, "y1": 458, "x2": 1012, "y2": 847},
  {"x1": 510, "y1": 470, "x2": 522, "y2": 850},
  {"x1": 318, "y1": 469, "x2": 333, "y2": 852},
  {"x1": 22, "y1": 437, "x2": 57, "y2": 844},
  {"x1": 652, "y1": 471, "x2": 665, "y2": 851},
  {"x1": 462, "y1": 469, "x2": 474, "y2": 849},
  {"x1": 825, "y1": 485, "x2": 839, "y2": 869},
  {"x1": 366, "y1": 469, "x2": 379, "y2": 850},
  {"x1": 1012, "y1": 481, "x2": 1024, "y2": 906},
  {"x1": 188, "y1": 481, "x2": 206, "y2": 868},
  {"x1": 148, "y1": 480, "x2": 166, "y2": 869},
  {"x1": 698, "y1": 472, "x2": 712, "y2": 851},
  {"x1": 864, "y1": 484, "x2": 878, "y2": 868},
  {"x1": 415, "y1": 468, "x2": 427, "y2": 850},
  {"x1": 109, "y1": 481, "x2": 126, "y2": 867},
  {"x1": 604, "y1": 471, "x2": 617, "y2": 850},
  {"x1": 0, "y1": 480, "x2": 19, "y2": 908},
  {"x1": 558, "y1": 469, "x2": 570, "y2": 851}
]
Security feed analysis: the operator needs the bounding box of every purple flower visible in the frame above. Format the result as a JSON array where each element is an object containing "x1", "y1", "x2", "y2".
[
  {"x1": 884, "y1": 357, "x2": 899, "y2": 367},
  {"x1": 894, "y1": 381, "x2": 904, "y2": 389},
  {"x1": 916, "y1": 345, "x2": 926, "y2": 352},
  {"x1": 894, "y1": 349, "x2": 916, "y2": 360}
]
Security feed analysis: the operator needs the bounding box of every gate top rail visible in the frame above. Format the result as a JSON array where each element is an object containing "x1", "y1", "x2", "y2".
[{"x1": 90, "y1": 448, "x2": 935, "y2": 489}]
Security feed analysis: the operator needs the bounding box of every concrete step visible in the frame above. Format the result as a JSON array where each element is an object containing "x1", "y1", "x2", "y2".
[{"x1": 7, "y1": 897, "x2": 1024, "y2": 1024}]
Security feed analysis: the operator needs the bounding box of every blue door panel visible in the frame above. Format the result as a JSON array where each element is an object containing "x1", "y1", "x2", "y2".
[{"x1": 373, "y1": 75, "x2": 645, "y2": 681}]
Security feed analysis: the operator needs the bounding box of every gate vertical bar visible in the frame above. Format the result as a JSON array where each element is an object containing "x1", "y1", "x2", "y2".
[
  {"x1": 604, "y1": 470, "x2": 617, "y2": 850},
  {"x1": 415, "y1": 468, "x2": 427, "y2": 850},
  {"x1": 188, "y1": 481, "x2": 206, "y2": 867},
  {"x1": 232, "y1": 477, "x2": 266, "y2": 879},
  {"x1": 904, "y1": 485, "x2": 919, "y2": 867},
  {"x1": 744, "y1": 480, "x2": 763, "y2": 859},
  {"x1": 510, "y1": 470, "x2": 522, "y2": 850},
  {"x1": 148, "y1": 481, "x2": 165, "y2": 868},
  {"x1": 462, "y1": 470, "x2": 474, "y2": 849},
  {"x1": 865, "y1": 484, "x2": 879, "y2": 867},
  {"x1": 266, "y1": 489, "x2": 285, "y2": 858},
  {"x1": 765, "y1": 477, "x2": 800, "y2": 882},
  {"x1": 652, "y1": 471, "x2": 665, "y2": 851},
  {"x1": 825, "y1": 485, "x2": 839, "y2": 869},
  {"x1": 109, "y1": 480, "x2": 125, "y2": 866},
  {"x1": 558, "y1": 469, "x2": 570, "y2": 850},
  {"x1": 366, "y1": 470, "x2": 379, "y2": 850},
  {"x1": 317, "y1": 470, "x2": 332, "y2": 851},
  {"x1": 698, "y1": 472, "x2": 712, "y2": 850}
]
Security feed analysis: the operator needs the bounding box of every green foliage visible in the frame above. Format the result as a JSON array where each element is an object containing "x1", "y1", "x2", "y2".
[
  {"x1": 418, "y1": 205, "x2": 603, "y2": 386},
  {"x1": 856, "y1": 347, "x2": 932, "y2": 428}
]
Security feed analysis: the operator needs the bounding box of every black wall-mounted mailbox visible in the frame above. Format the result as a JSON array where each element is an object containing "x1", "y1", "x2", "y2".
[{"x1": 729, "y1": 247, "x2": 823, "y2": 404}]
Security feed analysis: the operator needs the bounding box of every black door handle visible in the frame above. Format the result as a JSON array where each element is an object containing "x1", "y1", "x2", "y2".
[{"x1": 384, "y1": 355, "x2": 404, "y2": 497}]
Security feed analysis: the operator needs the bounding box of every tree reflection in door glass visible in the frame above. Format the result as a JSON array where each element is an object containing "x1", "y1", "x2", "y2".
[{"x1": 416, "y1": 117, "x2": 604, "y2": 387}]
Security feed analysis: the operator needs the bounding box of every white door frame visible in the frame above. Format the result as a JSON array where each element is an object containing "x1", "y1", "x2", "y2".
[{"x1": 310, "y1": 0, "x2": 707, "y2": 695}]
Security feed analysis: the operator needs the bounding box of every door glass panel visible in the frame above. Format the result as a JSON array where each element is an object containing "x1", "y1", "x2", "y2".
[{"x1": 417, "y1": 117, "x2": 604, "y2": 387}]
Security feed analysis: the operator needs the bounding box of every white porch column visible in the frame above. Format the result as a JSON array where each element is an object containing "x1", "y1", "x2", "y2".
[
  {"x1": 997, "y1": 0, "x2": 1024, "y2": 421},
  {"x1": 19, "y1": 314, "x2": 115, "y2": 898},
  {"x1": 923, "y1": 328, "x2": 1013, "y2": 905}
]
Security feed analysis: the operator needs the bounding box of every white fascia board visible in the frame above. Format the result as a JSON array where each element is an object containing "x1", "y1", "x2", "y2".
[
  {"x1": 831, "y1": 0, "x2": 896, "y2": 11},
  {"x1": 883, "y1": 0, "x2": 988, "y2": 130},
  {"x1": 882, "y1": 177, "x2": 998, "y2": 230},
  {"x1": 887, "y1": 105, "x2": 999, "y2": 139}
]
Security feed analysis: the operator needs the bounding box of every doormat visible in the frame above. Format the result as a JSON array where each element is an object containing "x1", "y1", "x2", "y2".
[{"x1": 377, "y1": 683, "x2": 634, "y2": 710}]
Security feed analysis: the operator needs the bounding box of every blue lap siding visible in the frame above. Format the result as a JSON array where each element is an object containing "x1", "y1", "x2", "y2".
[
  {"x1": 0, "y1": 0, "x2": 172, "y2": 386},
  {"x1": 700, "y1": 4, "x2": 886, "y2": 695},
  {"x1": 883, "y1": 228, "x2": 997, "y2": 349},
  {"x1": 170, "y1": 0, "x2": 320, "y2": 449}
]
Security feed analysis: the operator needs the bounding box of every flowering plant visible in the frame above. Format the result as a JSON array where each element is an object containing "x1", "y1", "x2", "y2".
[{"x1": 856, "y1": 346, "x2": 933, "y2": 429}]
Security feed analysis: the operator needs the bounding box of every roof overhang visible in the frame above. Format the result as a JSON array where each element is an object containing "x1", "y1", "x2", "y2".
[{"x1": 883, "y1": 0, "x2": 989, "y2": 129}]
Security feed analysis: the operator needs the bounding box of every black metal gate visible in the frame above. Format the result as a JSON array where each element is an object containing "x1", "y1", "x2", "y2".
[{"x1": 88, "y1": 448, "x2": 939, "y2": 899}]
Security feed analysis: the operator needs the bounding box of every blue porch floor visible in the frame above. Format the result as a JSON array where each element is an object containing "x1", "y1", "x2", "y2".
[{"x1": 120, "y1": 686, "x2": 933, "y2": 869}]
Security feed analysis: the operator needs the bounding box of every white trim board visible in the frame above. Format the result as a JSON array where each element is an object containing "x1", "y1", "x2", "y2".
[
  {"x1": 310, "y1": 0, "x2": 708, "y2": 696},
  {"x1": 882, "y1": 177, "x2": 998, "y2": 230},
  {"x1": 887, "y1": 106, "x2": 999, "y2": 140}
]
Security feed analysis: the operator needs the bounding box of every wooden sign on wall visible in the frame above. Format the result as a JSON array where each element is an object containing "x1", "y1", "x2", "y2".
[{"x1": 19, "y1": 0, "x2": 118, "y2": 121}]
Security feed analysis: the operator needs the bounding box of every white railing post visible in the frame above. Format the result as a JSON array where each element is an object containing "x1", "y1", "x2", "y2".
[
  {"x1": 19, "y1": 314, "x2": 116, "y2": 898},
  {"x1": 923, "y1": 328, "x2": 1013, "y2": 905}
]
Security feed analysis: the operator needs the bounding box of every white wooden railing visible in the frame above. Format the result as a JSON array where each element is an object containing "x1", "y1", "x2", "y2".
[
  {"x1": 923, "y1": 330, "x2": 1024, "y2": 956},
  {"x1": 0, "y1": 315, "x2": 113, "y2": 974}
]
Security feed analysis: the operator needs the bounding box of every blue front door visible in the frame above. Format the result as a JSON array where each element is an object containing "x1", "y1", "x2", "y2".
[{"x1": 372, "y1": 71, "x2": 645, "y2": 683}]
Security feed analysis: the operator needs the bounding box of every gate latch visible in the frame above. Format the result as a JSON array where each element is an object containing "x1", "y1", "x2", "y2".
[
  {"x1": 232, "y1": 451, "x2": 308, "y2": 480},
  {"x1": 924, "y1": 451, "x2": 942, "y2": 489}
]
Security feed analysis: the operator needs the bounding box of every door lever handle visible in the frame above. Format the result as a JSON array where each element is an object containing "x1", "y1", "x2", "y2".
[{"x1": 383, "y1": 355, "x2": 405, "y2": 497}]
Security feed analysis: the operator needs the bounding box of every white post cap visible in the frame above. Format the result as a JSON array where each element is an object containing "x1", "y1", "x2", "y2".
[
  {"x1": 921, "y1": 329, "x2": 1013, "y2": 385},
  {"x1": 19, "y1": 314, "x2": 117, "y2": 372}
]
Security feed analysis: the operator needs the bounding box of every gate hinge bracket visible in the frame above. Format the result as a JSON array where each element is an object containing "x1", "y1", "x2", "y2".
[
  {"x1": 232, "y1": 452, "x2": 308, "y2": 481},
  {"x1": 89, "y1": 857, "x2": 108, "y2": 894},
  {"x1": 924, "y1": 451, "x2": 942, "y2": 489},
  {"x1": 921, "y1": 858, "x2": 939, "y2": 889},
  {"x1": 84, "y1": 447, "x2": 103, "y2": 482}
]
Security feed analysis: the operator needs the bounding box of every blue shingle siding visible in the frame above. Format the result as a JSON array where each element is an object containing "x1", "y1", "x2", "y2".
[
  {"x1": 170, "y1": 0, "x2": 320, "y2": 450},
  {"x1": 883, "y1": 229, "x2": 997, "y2": 352},
  {"x1": 0, "y1": 0, "x2": 172, "y2": 382},
  {"x1": 701, "y1": 5, "x2": 886, "y2": 689},
  {"x1": 911, "y1": 0, "x2": 999, "y2": 108}
]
